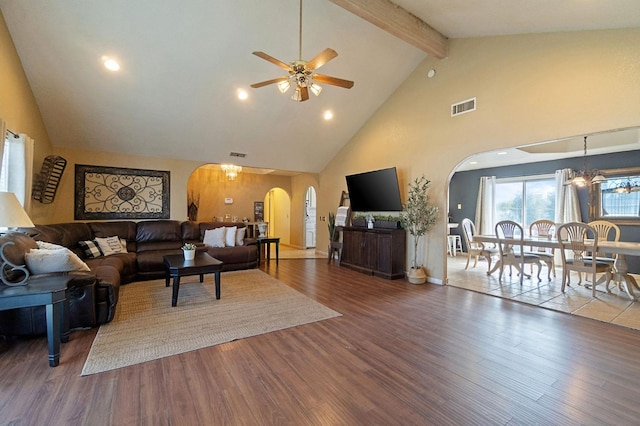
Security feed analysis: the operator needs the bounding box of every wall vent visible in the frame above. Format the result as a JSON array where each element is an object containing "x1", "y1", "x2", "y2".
[
  {"x1": 229, "y1": 152, "x2": 246, "y2": 158},
  {"x1": 451, "y1": 97, "x2": 476, "y2": 117}
]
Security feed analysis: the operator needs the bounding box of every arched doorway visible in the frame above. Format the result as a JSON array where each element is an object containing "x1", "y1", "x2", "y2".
[
  {"x1": 304, "y1": 186, "x2": 317, "y2": 248},
  {"x1": 264, "y1": 187, "x2": 291, "y2": 244}
]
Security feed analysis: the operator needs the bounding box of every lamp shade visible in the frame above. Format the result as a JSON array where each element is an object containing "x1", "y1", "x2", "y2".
[{"x1": 0, "y1": 192, "x2": 34, "y2": 228}]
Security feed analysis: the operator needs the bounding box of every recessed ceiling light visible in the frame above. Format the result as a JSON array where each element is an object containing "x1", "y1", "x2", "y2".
[
  {"x1": 469, "y1": 161, "x2": 478, "y2": 165},
  {"x1": 323, "y1": 110, "x2": 333, "y2": 120},
  {"x1": 102, "y1": 57, "x2": 120, "y2": 71},
  {"x1": 237, "y1": 89, "x2": 248, "y2": 100},
  {"x1": 497, "y1": 151, "x2": 507, "y2": 155}
]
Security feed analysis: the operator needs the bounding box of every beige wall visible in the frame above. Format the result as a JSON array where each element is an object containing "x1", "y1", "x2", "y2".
[
  {"x1": 188, "y1": 165, "x2": 292, "y2": 222},
  {"x1": 318, "y1": 28, "x2": 640, "y2": 284},
  {"x1": 0, "y1": 10, "x2": 53, "y2": 223}
]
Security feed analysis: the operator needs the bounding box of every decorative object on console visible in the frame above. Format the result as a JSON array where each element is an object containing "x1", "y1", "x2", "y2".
[
  {"x1": 181, "y1": 243, "x2": 196, "y2": 261},
  {"x1": 74, "y1": 164, "x2": 170, "y2": 220},
  {"x1": 254, "y1": 201, "x2": 264, "y2": 222},
  {"x1": 399, "y1": 176, "x2": 439, "y2": 284},
  {"x1": 221, "y1": 164, "x2": 242, "y2": 180},
  {"x1": 567, "y1": 136, "x2": 606, "y2": 187},
  {"x1": 0, "y1": 192, "x2": 35, "y2": 286},
  {"x1": 257, "y1": 222, "x2": 268, "y2": 237},
  {"x1": 250, "y1": 0, "x2": 354, "y2": 102},
  {"x1": 32, "y1": 155, "x2": 66, "y2": 204}
]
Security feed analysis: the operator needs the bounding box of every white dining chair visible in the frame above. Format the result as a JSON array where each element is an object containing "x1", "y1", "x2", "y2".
[{"x1": 495, "y1": 220, "x2": 541, "y2": 284}]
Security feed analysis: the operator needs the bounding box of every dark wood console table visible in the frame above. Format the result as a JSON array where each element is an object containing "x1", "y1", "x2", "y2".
[
  {"x1": 0, "y1": 276, "x2": 68, "y2": 367},
  {"x1": 340, "y1": 227, "x2": 406, "y2": 280}
]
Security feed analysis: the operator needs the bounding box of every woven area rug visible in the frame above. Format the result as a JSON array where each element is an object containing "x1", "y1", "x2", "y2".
[{"x1": 81, "y1": 269, "x2": 341, "y2": 375}]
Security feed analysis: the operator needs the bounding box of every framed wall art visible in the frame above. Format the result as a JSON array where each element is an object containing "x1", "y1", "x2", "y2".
[
  {"x1": 75, "y1": 164, "x2": 170, "y2": 220},
  {"x1": 254, "y1": 201, "x2": 264, "y2": 222}
]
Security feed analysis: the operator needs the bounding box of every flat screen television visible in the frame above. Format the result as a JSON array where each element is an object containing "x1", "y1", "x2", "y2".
[{"x1": 345, "y1": 167, "x2": 403, "y2": 212}]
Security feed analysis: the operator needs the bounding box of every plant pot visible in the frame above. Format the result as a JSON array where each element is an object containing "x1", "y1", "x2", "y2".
[
  {"x1": 407, "y1": 267, "x2": 427, "y2": 284},
  {"x1": 183, "y1": 249, "x2": 195, "y2": 261}
]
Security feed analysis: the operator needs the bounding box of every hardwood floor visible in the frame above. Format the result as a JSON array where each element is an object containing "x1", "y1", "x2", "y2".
[{"x1": 2, "y1": 259, "x2": 640, "y2": 425}]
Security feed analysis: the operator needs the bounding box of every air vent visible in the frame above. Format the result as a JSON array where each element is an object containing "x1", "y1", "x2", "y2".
[
  {"x1": 229, "y1": 152, "x2": 246, "y2": 158},
  {"x1": 451, "y1": 97, "x2": 476, "y2": 117}
]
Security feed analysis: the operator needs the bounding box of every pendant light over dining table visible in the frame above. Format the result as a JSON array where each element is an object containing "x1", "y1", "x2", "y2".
[{"x1": 568, "y1": 136, "x2": 606, "y2": 187}]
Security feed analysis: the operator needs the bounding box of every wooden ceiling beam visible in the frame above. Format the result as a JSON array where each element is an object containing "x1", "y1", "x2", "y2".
[{"x1": 329, "y1": 0, "x2": 448, "y2": 59}]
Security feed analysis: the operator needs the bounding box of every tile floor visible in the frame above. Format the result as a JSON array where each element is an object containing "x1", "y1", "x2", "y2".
[
  {"x1": 277, "y1": 245, "x2": 327, "y2": 259},
  {"x1": 447, "y1": 253, "x2": 640, "y2": 331}
]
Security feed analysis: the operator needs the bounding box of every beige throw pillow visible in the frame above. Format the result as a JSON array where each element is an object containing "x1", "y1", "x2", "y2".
[
  {"x1": 235, "y1": 227, "x2": 246, "y2": 246},
  {"x1": 95, "y1": 236, "x2": 124, "y2": 256},
  {"x1": 203, "y1": 228, "x2": 226, "y2": 248},
  {"x1": 26, "y1": 247, "x2": 91, "y2": 274}
]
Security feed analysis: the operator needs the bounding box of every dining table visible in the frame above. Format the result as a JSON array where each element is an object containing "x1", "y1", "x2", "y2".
[{"x1": 473, "y1": 234, "x2": 640, "y2": 301}]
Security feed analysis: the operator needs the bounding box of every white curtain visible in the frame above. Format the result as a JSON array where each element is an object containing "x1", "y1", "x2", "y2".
[
  {"x1": 475, "y1": 176, "x2": 496, "y2": 235},
  {"x1": 0, "y1": 133, "x2": 35, "y2": 213},
  {"x1": 555, "y1": 168, "x2": 581, "y2": 224}
]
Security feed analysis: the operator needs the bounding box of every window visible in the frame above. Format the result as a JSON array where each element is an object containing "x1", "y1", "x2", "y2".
[{"x1": 494, "y1": 176, "x2": 556, "y2": 228}]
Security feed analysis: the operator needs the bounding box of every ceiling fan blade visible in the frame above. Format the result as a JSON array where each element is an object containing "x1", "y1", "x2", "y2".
[
  {"x1": 305, "y1": 48, "x2": 338, "y2": 71},
  {"x1": 313, "y1": 74, "x2": 354, "y2": 89},
  {"x1": 300, "y1": 86, "x2": 309, "y2": 102},
  {"x1": 252, "y1": 51, "x2": 291, "y2": 71},
  {"x1": 250, "y1": 77, "x2": 289, "y2": 88}
]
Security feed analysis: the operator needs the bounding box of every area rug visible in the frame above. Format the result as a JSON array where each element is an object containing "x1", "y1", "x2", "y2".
[{"x1": 81, "y1": 269, "x2": 341, "y2": 375}]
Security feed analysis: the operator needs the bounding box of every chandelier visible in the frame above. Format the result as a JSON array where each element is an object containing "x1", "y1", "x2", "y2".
[
  {"x1": 221, "y1": 164, "x2": 242, "y2": 181},
  {"x1": 569, "y1": 136, "x2": 606, "y2": 187}
]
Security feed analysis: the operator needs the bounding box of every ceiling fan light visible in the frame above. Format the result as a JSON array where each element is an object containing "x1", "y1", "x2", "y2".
[
  {"x1": 291, "y1": 87, "x2": 302, "y2": 102},
  {"x1": 277, "y1": 80, "x2": 291, "y2": 93},
  {"x1": 310, "y1": 83, "x2": 322, "y2": 96}
]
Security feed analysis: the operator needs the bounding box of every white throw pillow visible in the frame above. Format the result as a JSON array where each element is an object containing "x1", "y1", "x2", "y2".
[
  {"x1": 235, "y1": 227, "x2": 246, "y2": 246},
  {"x1": 203, "y1": 227, "x2": 226, "y2": 248},
  {"x1": 36, "y1": 241, "x2": 66, "y2": 250},
  {"x1": 225, "y1": 226, "x2": 237, "y2": 247},
  {"x1": 95, "y1": 236, "x2": 124, "y2": 256},
  {"x1": 26, "y1": 248, "x2": 91, "y2": 274}
]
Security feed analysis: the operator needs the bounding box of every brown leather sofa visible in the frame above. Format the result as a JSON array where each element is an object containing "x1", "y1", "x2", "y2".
[{"x1": 1, "y1": 220, "x2": 258, "y2": 337}]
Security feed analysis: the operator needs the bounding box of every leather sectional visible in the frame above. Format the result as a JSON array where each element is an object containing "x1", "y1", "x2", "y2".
[{"x1": 0, "y1": 220, "x2": 258, "y2": 337}]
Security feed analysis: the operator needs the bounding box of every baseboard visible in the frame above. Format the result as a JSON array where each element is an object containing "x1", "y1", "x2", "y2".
[{"x1": 427, "y1": 276, "x2": 444, "y2": 285}]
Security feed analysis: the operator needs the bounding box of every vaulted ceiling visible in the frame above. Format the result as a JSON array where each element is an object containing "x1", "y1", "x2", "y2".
[{"x1": 2, "y1": 0, "x2": 639, "y2": 173}]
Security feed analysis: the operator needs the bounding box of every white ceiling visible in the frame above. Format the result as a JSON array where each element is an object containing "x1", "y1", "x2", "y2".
[{"x1": 2, "y1": 0, "x2": 639, "y2": 174}]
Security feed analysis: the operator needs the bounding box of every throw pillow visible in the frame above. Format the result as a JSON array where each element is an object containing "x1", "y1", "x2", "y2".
[
  {"x1": 95, "y1": 236, "x2": 124, "y2": 256},
  {"x1": 25, "y1": 248, "x2": 91, "y2": 274},
  {"x1": 225, "y1": 226, "x2": 237, "y2": 247},
  {"x1": 119, "y1": 238, "x2": 128, "y2": 253},
  {"x1": 79, "y1": 240, "x2": 102, "y2": 258},
  {"x1": 36, "y1": 241, "x2": 65, "y2": 250},
  {"x1": 203, "y1": 227, "x2": 226, "y2": 248},
  {"x1": 235, "y1": 227, "x2": 246, "y2": 246}
]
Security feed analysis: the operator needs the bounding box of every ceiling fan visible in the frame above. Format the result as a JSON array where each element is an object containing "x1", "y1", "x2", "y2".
[{"x1": 250, "y1": 0, "x2": 354, "y2": 102}]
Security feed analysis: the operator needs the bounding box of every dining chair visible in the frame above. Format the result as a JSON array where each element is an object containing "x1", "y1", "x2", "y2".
[
  {"x1": 588, "y1": 220, "x2": 621, "y2": 291},
  {"x1": 556, "y1": 222, "x2": 612, "y2": 297},
  {"x1": 528, "y1": 219, "x2": 556, "y2": 280},
  {"x1": 494, "y1": 220, "x2": 541, "y2": 284},
  {"x1": 461, "y1": 218, "x2": 497, "y2": 273}
]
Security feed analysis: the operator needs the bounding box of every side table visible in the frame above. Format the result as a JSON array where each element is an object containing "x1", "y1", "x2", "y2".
[
  {"x1": 256, "y1": 237, "x2": 280, "y2": 266},
  {"x1": 0, "y1": 276, "x2": 68, "y2": 367}
]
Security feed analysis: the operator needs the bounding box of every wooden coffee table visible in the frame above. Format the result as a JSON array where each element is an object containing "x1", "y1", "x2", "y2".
[{"x1": 163, "y1": 252, "x2": 223, "y2": 307}]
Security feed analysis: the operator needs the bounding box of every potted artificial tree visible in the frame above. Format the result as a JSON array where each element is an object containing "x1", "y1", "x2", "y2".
[{"x1": 400, "y1": 175, "x2": 439, "y2": 284}]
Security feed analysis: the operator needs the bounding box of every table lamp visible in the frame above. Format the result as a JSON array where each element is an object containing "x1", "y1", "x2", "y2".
[{"x1": 0, "y1": 192, "x2": 35, "y2": 286}]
